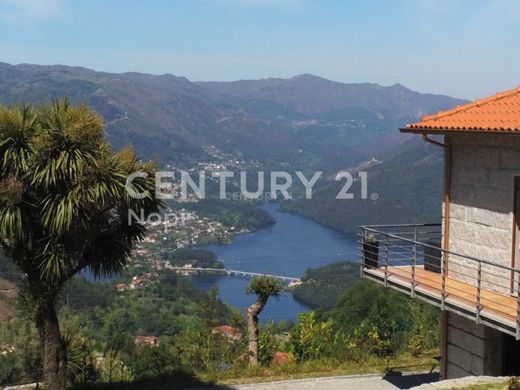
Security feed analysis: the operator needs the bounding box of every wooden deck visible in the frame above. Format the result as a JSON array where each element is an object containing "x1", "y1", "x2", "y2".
[{"x1": 363, "y1": 265, "x2": 519, "y2": 336}]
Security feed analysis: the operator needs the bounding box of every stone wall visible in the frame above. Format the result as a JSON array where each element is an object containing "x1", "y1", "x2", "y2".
[
  {"x1": 447, "y1": 134, "x2": 520, "y2": 295},
  {"x1": 444, "y1": 312, "x2": 503, "y2": 378}
]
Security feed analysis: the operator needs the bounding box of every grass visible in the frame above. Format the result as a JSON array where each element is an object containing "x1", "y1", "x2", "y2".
[
  {"x1": 0, "y1": 276, "x2": 16, "y2": 291},
  {"x1": 0, "y1": 276, "x2": 17, "y2": 320},
  {"x1": 209, "y1": 352, "x2": 439, "y2": 385},
  {"x1": 72, "y1": 353, "x2": 440, "y2": 389},
  {"x1": 450, "y1": 383, "x2": 507, "y2": 390}
]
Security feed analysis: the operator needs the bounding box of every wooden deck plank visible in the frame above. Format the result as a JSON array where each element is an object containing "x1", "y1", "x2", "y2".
[{"x1": 364, "y1": 266, "x2": 517, "y2": 323}]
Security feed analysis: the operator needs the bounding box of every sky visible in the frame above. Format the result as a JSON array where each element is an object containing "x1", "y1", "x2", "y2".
[{"x1": 0, "y1": 0, "x2": 519, "y2": 99}]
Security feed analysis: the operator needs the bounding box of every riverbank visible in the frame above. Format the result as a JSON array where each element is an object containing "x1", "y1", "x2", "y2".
[
  {"x1": 84, "y1": 201, "x2": 359, "y2": 322},
  {"x1": 192, "y1": 202, "x2": 358, "y2": 322}
]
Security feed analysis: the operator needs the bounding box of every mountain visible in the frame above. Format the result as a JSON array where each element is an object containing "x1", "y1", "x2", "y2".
[
  {"x1": 0, "y1": 62, "x2": 461, "y2": 230},
  {"x1": 0, "y1": 62, "x2": 465, "y2": 170},
  {"x1": 199, "y1": 74, "x2": 453, "y2": 118}
]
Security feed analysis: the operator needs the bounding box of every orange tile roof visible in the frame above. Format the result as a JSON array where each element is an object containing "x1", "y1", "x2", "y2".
[
  {"x1": 403, "y1": 87, "x2": 520, "y2": 133},
  {"x1": 212, "y1": 325, "x2": 242, "y2": 341}
]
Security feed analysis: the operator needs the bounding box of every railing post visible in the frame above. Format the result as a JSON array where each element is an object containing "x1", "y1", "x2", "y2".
[
  {"x1": 411, "y1": 240, "x2": 416, "y2": 298},
  {"x1": 516, "y1": 269, "x2": 520, "y2": 340},
  {"x1": 384, "y1": 235, "x2": 389, "y2": 287},
  {"x1": 440, "y1": 250, "x2": 446, "y2": 311},
  {"x1": 476, "y1": 261, "x2": 482, "y2": 324},
  {"x1": 360, "y1": 228, "x2": 366, "y2": 278}
]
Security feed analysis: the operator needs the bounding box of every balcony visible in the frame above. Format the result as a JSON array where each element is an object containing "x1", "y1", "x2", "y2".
[{"x1": 359, "y1": 224, "x2": 520, "y2": 339}]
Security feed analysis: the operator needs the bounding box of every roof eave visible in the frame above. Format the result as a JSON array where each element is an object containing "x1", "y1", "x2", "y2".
[{"x1": 399, "y1": 127, "x2": 520, "y2": 135}]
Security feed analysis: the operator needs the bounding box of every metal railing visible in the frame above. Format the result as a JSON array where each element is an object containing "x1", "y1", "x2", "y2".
[{"x1": 359, "y1": 223, "x2": 520, "y2": 339}]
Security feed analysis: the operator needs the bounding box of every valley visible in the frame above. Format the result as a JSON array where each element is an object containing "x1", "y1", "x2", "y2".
[
  {"x1": 0, "y1": 62, "x2": 453, "y2": 386},
  {"x1": 0, "y1": 61, "x2": 461, "y2": 321}
]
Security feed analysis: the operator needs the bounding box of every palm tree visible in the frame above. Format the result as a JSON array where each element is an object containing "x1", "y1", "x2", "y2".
[
  {"x1": 245, "y1": 276, "x2": 282, "y2": 365},
  {"x1": 0, "y1": 100, "x2": 160, "y2": 389}
]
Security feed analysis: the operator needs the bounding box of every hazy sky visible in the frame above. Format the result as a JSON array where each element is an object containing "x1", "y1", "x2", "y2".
[{"x1": 0, "y1": 0, "x2": 518, "y2": 99}]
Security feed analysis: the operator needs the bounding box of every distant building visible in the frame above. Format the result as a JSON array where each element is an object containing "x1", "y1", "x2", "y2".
[
  {"x1": 288, "y1": 279, "x2": 302, "y2": 288},
  {"x1": 129, "y1": 276, "x2": 145, "y2": 290},
  {"x1": 128, "y1": 273, "x2": 158, "y2": 290},
  {"x1": 212, "y1": 325, "x2": 242, "y2": 342},
  {"x1": 134, "y1": 336, "x2": 159, "y2": 347}
]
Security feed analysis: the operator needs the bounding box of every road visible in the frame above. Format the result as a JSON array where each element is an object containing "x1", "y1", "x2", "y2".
[
  {"x1": 211, "y1": 373, "x2": 440, "y2": 390},
  {"x1": 228, "y1": 376, "x2": 397, "y2": 390}
]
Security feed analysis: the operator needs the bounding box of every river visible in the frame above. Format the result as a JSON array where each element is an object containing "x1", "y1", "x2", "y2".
[{"x1": 190, "y1": 203, "x2": 358, "y2": 323}]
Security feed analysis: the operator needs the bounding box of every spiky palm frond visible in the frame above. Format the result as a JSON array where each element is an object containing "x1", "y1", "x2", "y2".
[
  {"x1": 0, "y1": 99, "x2": 161, "y2": 289},
  {"x1": 0, "y1": 104, "x2": 36, "y2": 176}
]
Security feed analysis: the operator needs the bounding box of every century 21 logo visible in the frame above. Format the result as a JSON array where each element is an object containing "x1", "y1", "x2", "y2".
[{"x1": 335, "y1": 171, "x2": 370, "y2": 199}]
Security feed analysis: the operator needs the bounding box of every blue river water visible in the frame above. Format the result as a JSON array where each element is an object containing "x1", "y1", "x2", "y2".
[{"x1": 190, "y1": 203, "x2": 358, "y2": 323}]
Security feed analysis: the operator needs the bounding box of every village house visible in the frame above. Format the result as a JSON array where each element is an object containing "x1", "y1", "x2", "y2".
[
  {"x1": 212, "y1": 325, "x2": 242, "y2": 342},
  {"x1": 129, "y1": 276, "x2": 145, "y2": 290},
  {"x1": 134, "y1": 336, "x2": 160, "y2": 347},
  {"x1": 127, "y1": 273, "x2": 159, "y2": 290},
  {"x1": 288, "y1": 279, "x2": 303, "y2": 288},
  {"x1": 361, "y1": 87, "x2": 520, "y2": 379}
]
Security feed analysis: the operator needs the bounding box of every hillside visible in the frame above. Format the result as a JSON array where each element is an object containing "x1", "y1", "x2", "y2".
[
  {"x1": 0, "y1": 277, "x2": 17, "y2": 320},
  {"x1": 199, "y1": 74, "x2": 457, "y2": 120},
  {"x1": 0, "y1": 62, "x2": 465, "y2": 170},
  {"x1": 0, "y1": 62, "x2": 457, "y2": 242},
  {"x1": 292, "y1": 261, "x2": 360, "y2": 309},
  {"x1": 281, "y1": 136, "x2": 443, "y2": 234}
]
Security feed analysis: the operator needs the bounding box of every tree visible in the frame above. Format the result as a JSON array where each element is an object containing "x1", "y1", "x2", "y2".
[
  {"x1": 245, "y1": 276, "x2": 282, "y2": 366},
  {"x1": 291, "y1": 312, "x2": 334, "y2": 362},
  {"x1": 0, "y1": 100, "x2": 160, "y2": 389}
]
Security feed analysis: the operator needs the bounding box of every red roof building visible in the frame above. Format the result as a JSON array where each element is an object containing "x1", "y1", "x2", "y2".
[
  {"x1": 134, "y1": 336, "x2": 160, "y2": 347},
  {"x1": 403, "y1": 87, "x2": 520, "y2": 133},
  {"x1": 212, "y1": 325, "x2": 242, "y2": 342}
]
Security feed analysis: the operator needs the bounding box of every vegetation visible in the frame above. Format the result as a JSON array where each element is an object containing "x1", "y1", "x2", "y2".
[
  {"x1": 0, "y1": 63, "x2": 463, "y2": 389},
  {"x1": 0, "y1": 242, "x2": 442, "y2": 388},
  {"x1": 163, "y1": 248, "x2": 223, "y2": 269},
  {"x1": 510, "y1": 377, "x2": 520, "y2": 390},
  {"x1": 281, "y1": 138, "x2": 443, "y2": 235},
  {"x1": 0, "y1": 100, "x2": 160, "y2": 389},
  {"x1": 293, "y1": 261, "x2": 440, "y2": 357},
  {"x1": 177, "y1": 199, "x2": 275, "y2": 232},
  {"x1": 0, "y1": 265, "x2": 441, "y2": 388},
  {"x1": 328, "y1": 280, "x2": 439, "y2": 357},
  {"x1": 449, "y1": 383, "x2": 507, "y2": 390},
  {"x1": 0, "y1": 270, "x2": 237, "y2": 387},
  {"x1": 292, "y1": 261, "x2": 359, "y2": 309}
]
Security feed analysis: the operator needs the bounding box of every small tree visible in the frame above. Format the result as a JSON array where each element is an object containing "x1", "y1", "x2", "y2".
[
  {"x1": 245, "y1": 276, "x2": 282, "y2": 366},
  {"x1": 0, "y1": 100, "x2": 160, "y2": 389}
]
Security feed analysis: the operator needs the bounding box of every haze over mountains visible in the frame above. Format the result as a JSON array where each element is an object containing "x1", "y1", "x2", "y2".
[
  {"x1": 0, "y1": 62, "x2": 467, "y2": 228},
  {"x1": 0, "y1": 62, "x2": 465, "y2": 172}
]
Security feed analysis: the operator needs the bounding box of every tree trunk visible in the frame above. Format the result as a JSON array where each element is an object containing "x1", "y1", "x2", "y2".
[
  {"x1": 246, "y1": 299, "x2": 265, "y2": 366},
  {"x1": 36, "y1": 303, "x2": 67, "y2": 390}
]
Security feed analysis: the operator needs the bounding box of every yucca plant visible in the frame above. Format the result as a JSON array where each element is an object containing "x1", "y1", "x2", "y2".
[{"x1": 0, "y1": 100, "x2": 160, "y2": 389}]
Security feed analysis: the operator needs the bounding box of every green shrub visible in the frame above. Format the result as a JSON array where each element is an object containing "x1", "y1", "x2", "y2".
[{"x1": 509, "y1": 377, "x2": 520, "y2": 390}]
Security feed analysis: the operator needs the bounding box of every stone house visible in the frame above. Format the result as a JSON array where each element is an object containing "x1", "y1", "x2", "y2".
[
  {"x1": 134, "y1": 335, "x2": 160, "y2": 347},
  {"x1": 212, "y1": 325, "x2": 242, "y2": 342},
  {"x1": 361, "y1": 87, "x2": 520, "y2": 378}
]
